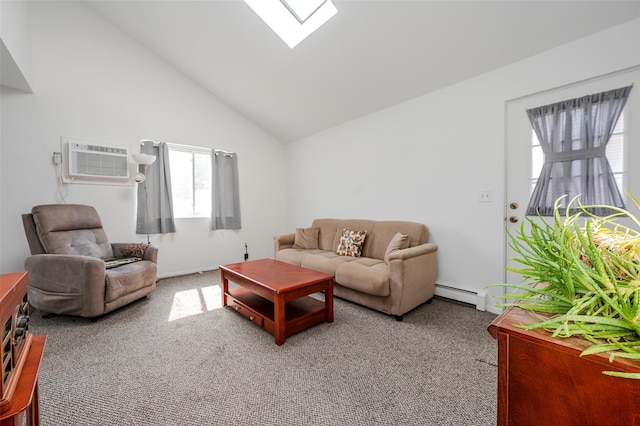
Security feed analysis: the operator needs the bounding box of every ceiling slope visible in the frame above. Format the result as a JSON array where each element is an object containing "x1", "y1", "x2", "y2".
[{"x1": 84, "y1": 0, "x2": 640, "y2": 142}]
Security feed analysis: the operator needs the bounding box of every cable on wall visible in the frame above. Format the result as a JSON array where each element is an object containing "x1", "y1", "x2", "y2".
[{"x1": 53, "y1": 151, "x2": 68, "y2": 203}]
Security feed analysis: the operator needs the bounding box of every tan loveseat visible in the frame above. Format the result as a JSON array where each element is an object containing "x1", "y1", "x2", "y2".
[{"x1": 274, "y1": 219, "x2": 438, "y2": 320}]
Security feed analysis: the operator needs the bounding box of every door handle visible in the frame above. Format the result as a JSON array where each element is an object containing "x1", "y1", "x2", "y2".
[
  {"x1": 509, "y1": 216, "x2": 518, "y2": 223},
  {"x1": 509, "y1": 202, "x2": 518, "y2": 210}
]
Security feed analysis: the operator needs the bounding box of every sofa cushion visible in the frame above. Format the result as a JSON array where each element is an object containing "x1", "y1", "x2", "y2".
[
  {"x1": 275, "y1": 248, "x2": 322, "y2": 266},
  {"x1": 292, "y1": 227, "x2": 319, "y2": 249},
  {"x1": 331, "y1": 220, "x2": 375, "y2": 252},
  {"x1": 335, "y1": 258, "x2": 389, "y2": 296},
  {"x1": 313, "y1": 219, "x2": 428, "y2": 261},
  {"x1": 384, "y1": 232, "x2": 410, "y2": 264},
  {"x1": 365, "y1": 221, "x2": 428, "y2": 260},
  {"x1": 301, "y1": 251, "x2": 355, "y2": 275},
  {"x1": 310, "y1": 218, "x2": 341, "y2": 250},
  {"x1": 336, "y1": 229, "x2": 367, "y2": 257}
]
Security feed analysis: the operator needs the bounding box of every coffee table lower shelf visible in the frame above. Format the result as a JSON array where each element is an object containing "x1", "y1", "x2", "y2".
[{"x1": 225, "y1": 287, "x2": 328, "y2": 340}]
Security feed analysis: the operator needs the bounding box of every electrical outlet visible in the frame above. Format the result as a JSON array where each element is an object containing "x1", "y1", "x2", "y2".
[
  {"x1": 478, "y1": 190, "x2": 493, "y2": 203},
  {"x1": 53, "y1": 152, "x2": 62, "y2": 164}
]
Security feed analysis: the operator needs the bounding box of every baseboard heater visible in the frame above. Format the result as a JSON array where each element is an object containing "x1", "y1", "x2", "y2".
[{"x1": 435, "y1": 283, "x2": 487, "y2": 311}]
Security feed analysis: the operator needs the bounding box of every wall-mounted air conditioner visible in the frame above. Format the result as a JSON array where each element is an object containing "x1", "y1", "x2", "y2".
[{"x1": 68, "y1": 141, "x2": 129, "y2": 180}]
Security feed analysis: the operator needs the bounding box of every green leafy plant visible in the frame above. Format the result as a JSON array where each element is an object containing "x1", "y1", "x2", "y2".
[{"x1": 495, "y1": 194, "x2": 640, "y2": 379}]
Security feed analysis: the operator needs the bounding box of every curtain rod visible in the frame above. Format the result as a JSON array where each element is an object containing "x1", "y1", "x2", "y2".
[
  {"x1": 524, "y1": 84, "x2": 635, "y2": 112},
  {"x1": 141, "y1": 140, "x2": 236, "y2": 158},
  {"x1": 215, "y1": 149, "x2": 236, "y2": 157}
]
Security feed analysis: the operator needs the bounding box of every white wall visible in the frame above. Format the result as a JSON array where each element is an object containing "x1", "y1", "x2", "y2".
[
  {"x1": 0, "y1": 0, "x2": 33, "y2": 91},
  {"x1": 2, "y1": 3, "x2": 638, "y2": 311},
  {"x1": 284, "y1": 18, "x2": 640, "y2": 314},
  {"x1": 0, "y1": 1, "x2": 287, "y2": 277}
]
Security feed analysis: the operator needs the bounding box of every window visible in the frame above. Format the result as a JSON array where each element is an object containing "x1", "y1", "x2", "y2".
[
  {"x1": 167, "y1": 144, "x2": 241, "y2": 228},
  {"x1": 526, "y1": 85, "x2": 631, "y2": 216},
  {"x1": 168, "y1": 144, "x2": 211, "y2": 218},
  {"x1": 530, "y1": 111, "x2": 626, "y2": 195},
  {"x1": 243, "y1": 0, "x2": 337, "y2": 48}
]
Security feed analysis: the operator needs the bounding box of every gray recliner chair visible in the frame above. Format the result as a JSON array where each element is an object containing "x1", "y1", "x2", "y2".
[{"x1": 22, "y1": 204, "x2": 158, "y2": 318}]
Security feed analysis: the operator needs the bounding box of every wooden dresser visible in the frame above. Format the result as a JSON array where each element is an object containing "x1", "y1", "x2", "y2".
[
  {"x1": 0, "y1": 272, "x2": 46, "y2": 426},
  {"x1": 488, "y1": 306, "x2": 640, "y2": 426}
]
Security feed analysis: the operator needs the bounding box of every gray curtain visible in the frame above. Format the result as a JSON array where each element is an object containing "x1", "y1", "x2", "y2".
[
  {"x1": 526, "y1": 85, "x2": 632, "y2": 216},
  {"x1": 136, "y1": 141, "x2": 176, "y2": 235},
  {"x1": 211, "y1": 150, "x2": 241, "y2": 230}
]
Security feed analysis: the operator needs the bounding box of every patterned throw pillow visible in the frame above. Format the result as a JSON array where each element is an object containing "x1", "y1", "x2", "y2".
[
  {"x1": 336, "y1": 229, "x2": 367, "y2": 257},
  {"x1": 122, "y1": 243, "x2": 149, "y2": 259}
]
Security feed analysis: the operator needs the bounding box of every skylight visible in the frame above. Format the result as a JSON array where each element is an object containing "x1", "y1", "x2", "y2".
[{"x1": 243, "y1": 0, "x2": 338, "y2": 48}]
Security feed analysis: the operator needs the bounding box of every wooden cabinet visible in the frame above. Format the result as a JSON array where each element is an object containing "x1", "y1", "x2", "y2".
[
  {"x1": 0, "y1": 272, "x2": 32, "y2": 412},
  {"x1": 488, "y1": 306, "x2": 640, "y2": 426},
  {"x1": 0, "y1": 335, "x2": 46, "y2": 426},
  {"x1": 0, "y1": 272, "x2": 45, "y2": 426}
]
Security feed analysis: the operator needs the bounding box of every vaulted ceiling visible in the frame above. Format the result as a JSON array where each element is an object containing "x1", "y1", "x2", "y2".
[{"x1": 85, "y1": 1, "x2": 640, "y2": 142}]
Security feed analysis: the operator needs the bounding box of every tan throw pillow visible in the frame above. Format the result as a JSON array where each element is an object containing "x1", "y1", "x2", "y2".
[
  {"x1": 336, "y1": 229, "x2": 367, "y2": 257},
  {"x1": 384, "y1": 232, "x2": 410, "y2": 263},
  {"x1": 292, "y1": 227, "x2": 320, "y2": 249}
]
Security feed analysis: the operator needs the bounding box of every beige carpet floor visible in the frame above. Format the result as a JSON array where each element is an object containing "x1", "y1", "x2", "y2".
[{"x1": 29, "y1": 270, "x2": 498, "y2": 425}]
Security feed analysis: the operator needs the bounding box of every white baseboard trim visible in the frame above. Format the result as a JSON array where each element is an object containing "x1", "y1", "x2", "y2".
[
  {"x1": 157, "y1": 266, "x2": 219, "y2": 280},
  {"x1": 435, "y1": 283, "x2": 488, "y2": 311}
]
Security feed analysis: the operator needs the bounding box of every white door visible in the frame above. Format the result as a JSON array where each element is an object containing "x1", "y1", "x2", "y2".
[{"x1": 504, "y1": 69, "x2": 640, "y2": 289}]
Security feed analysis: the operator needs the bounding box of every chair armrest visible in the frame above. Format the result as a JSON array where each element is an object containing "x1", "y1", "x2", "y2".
[
  {"x1": 273, "y1": 233, "x2": 295, "y2": 255},
  {"x1": 24, "y1": 254, "x2": 106, "y2": 293},
  {"x1": 143, "y1": 244, "x2": 159, "y2": 263},
  {"x1": 24, "y1": 254, "x2": 108, "y2": 317},
  {"x1": 111, "y1": 243, "x2": 159, "y2": 263}
]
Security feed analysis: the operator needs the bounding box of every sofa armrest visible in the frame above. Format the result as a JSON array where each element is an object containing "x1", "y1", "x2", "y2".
[
  {"x1": 386, "y1": 243, "x2": 438, "y2": 262},
  {"x1": 273, "y1": 233, "x2": 295, "y2": 255},
  {"x1": 387, "y1": 243, "x2": 438, "y2": 316},
  {"x1": 111, "y1": 243, "x2": 159, "y2": 263}
]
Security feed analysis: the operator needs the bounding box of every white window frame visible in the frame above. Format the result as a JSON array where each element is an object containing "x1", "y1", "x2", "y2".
[{"x1": 167, "y1": 143, "x2": 212, "y2": 219}]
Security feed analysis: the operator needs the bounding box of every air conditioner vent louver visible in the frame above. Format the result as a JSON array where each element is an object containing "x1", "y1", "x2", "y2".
[{"x1": 68, "y1": 142, "x2": 129, "y2": 179}]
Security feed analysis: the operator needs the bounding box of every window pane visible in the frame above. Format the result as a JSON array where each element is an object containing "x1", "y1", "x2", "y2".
[
  {"x1": 194, "y1": 152, "x2": 211, "y2": 215},
  {"x1": 530, "y1": 109, "x2": 626, "y2": 196},
  {"x1": 606, "y1": 133, "x2": 624, "y2": 173},
  {"x1": 613, "y1": 113, "x2": 624, "y2": 133},
  {"x1": 531, "y1": 145, "x2": 543, "y2": 180},
  {"x1": 284, "y1": 0, "x2": 327, "y2": 21},
  {"x1": 169, "y1": 150, "x2": 194, "y2": 217},
  {"x1": 613, "y1": 173, "x2": 624, "y2": 194}
]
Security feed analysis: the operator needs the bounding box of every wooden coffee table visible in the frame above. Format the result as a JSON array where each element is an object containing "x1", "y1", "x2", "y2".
[{"x1": 220, "y1": 259, "x2": 334, "y2": 345}]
